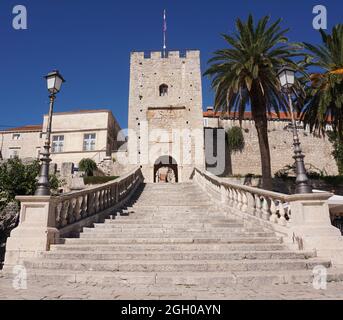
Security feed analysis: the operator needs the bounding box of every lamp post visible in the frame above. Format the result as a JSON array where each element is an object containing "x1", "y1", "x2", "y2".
[
  {"x1": 277, "y1": 66, "x2": 312, "y2": 194},
  {"x1": 35, "y1": 70, "x2": 65, "y2": 196}
]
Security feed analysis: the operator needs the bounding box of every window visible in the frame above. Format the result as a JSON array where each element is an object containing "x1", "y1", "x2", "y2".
[
  {"x1": 203, "y1": 118, "x2": 209, "y2": 128},
  {"x1": 159, "y1": 84, "x2": 168, "y2": 96},
  {"x1": 52, "y1": 135, "x2": 64, "y2": 153},
  {"x1": 9, "y1": 148, "x2": 20, "y2": 159},
  {"x1": 83, "y1": 133, "x2": 96, "y2": 151},
  {"x1": 12, "y1": 134, "x2": 21, "y2": 140}
]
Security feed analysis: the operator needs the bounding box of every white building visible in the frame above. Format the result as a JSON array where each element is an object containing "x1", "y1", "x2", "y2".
[{"x1": 0, "y1": 109, "x2": 123, "y2": 171}]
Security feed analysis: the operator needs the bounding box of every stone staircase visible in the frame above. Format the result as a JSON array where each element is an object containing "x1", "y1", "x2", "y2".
[{"x1": 20, "y1": 183, "x2": 343, "y2": 289}]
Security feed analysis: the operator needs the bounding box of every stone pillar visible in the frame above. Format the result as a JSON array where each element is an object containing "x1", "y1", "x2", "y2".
[
  {"x1": 4, "y1": 196, "x2": 59, "y2": 267},
  {"x1": 288, "y1": 193, "x2": 343, "y2": 265}
]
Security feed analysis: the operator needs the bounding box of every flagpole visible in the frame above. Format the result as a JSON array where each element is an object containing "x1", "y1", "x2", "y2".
[{"x1": 163, "y1": 9, "x2": 167, "y2": 58}]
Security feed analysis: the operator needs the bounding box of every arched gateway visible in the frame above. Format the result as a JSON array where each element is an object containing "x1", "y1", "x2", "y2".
[{"x1": 154, "y1": 156, "x2": 178, "y2": 183}]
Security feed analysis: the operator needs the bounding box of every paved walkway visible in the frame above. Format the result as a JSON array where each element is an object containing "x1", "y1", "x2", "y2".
[{"x1": 1, "y1": 274, "x2": 343, "y2": 300}]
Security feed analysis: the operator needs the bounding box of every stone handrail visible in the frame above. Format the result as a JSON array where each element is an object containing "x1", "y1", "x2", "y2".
[
  {"x1": 52, "y1": 167, "x2": 143, "y2": 230},
  {"x1": 193, "y1": 167, "x2": 343, "y2": 264},
  {"x1": 194, "y1": 168, "x2": 292, "y2": 227},
  {"x1": 5, "y1": 167, "x2": 144, "y2": 266}
]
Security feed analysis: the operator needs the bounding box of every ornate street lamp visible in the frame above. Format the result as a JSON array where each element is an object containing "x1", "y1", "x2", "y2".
[
  {"x1": 277, "y1": 66, "x2": 312, "y2": 194},
  {"x1": 35, "y1": 71, "x2": 65, "y2": 196}
]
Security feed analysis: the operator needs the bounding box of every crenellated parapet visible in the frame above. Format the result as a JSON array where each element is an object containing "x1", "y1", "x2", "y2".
[{"x1": 131, "y1": 50, "x2": 200, "y2": 61}]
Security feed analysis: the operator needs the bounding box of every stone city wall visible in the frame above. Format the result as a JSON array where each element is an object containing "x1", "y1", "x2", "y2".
[{"x1": 220, "y1": 119, "x2": 338, "y2": 176}]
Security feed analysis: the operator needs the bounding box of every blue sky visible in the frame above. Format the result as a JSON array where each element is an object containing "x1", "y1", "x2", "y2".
[{"x1": 0, "y1": 0, "x2": 342, "y2": 129}]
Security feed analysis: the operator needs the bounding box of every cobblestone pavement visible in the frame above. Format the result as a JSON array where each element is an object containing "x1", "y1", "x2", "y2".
[{"x1": 0, "y1": 276, "x2": 343, "y2": 300}]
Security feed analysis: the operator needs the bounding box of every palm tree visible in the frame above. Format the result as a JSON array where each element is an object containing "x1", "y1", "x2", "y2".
[
  {"x1": 301, "y1": 24, "x2": 343, "y2": 143},
  {"x1": 204, "y1": 14, "x2": 300, "y2": 190}
]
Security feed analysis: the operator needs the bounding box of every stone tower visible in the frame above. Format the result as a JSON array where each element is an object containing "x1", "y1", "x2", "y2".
[{"x1": 128, "y1": 50, "x2": 205, "y2": 183}]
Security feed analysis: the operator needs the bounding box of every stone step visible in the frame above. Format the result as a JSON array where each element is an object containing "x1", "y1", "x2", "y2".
[
  {"x1": 130, "y1": 205, "x2": 213, "y2": 208},
  {"x1": 101, "y1": 222, "x2": 245, "y2": 228},
  {"x1": 39, "y1": 250, "x2": 316, "y2": 261},
  {"x1": 91, "y1": 226, "x2": 259, "y2": 233},
  {"x1": 50, "y1": 243, "x2": 288, "y2": 252},
  {"x1": 13, "y1": 269, "x2": 343, "y2": 286},
  {"x1": 111, "y1": 217, "x2": 235, "y2": 223},
  {"x1": 104, "y1": 219, "x2": 240, "y2": 225},
  {"x1": 79, "y1": 231, "x2": 276, "y2": 239},
  {"x1": 23, "y1": 258, "x2": 331, "y2": 273},
  {"x1": 63, "y1": 237, "x2": 283, "y2": 245}
]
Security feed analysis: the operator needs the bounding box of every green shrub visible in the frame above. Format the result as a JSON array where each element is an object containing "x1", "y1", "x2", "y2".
[
  {"x1": 79, "y1": 158, "x2": 97, "y2": 177},
  {"x1": 226, "y1": 126, "x2": 245, "y2": 153},
  {"x1": 84, "y1": 176, "x2": 118, "y2": 185}
]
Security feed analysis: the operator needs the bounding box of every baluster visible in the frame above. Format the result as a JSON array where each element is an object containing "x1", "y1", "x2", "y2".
[
  {"x1": 247, "y1": 192, "x2": 256, "y2": 216},
  {"x1": 255, "y1": 195, "x2": 262, "y2": 218},
  {"x1": 110, "y1": 186, "x2": 115, "y2": 206},
  {"x1": 68, "y1": 199, "x2": 76, "y2": 224},
  {"x1": 278, "y1": 202, "x2": 287, "y2": 226},
  {"x1": 104, "y1": 189, "x2": 109, "y2": 209},
  {"x1": 95, "y1": 191, "x2": 100, "y2": 213},
  {"x1": 81, "y1": 195, "x2": 88, "y2": 218},
  {"x1": 99, "y1": 190, "x2": 104, "y2": 211},
  {"x1": 241, "y1": 191, "x2": 248, "y2": 213},
  {"x1": 269, "y1": 198, "x2": 278, "y2": 223},
  {"x1": 61, "y1": 201, "x2": 69, "y2": 227},
  {"x1": 261, "y1": 197, "x2": 270, "y2": 220},
  {"x1": 237, "y1": 190, "x2": 243, "y2": 210},
  {"x1": 90, "y1": 192, "x2": 95, "y2": 214},
  {"x1": 228, "y1": 188, "x2": 234, "y2": 206},
  {"x1": 74, "y1": 197, "x2": 81, "y2": 221},
  {"x1": 55, "y1": 202, "x2": 63, "y2": 228},
  {"x1": 115, "y1": 183, "x2": 119, "y2": 203}
]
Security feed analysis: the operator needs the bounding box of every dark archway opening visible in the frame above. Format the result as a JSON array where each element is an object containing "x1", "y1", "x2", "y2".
[{"x1": 154, "y1": 156, "x2": 178, "y2": 183}]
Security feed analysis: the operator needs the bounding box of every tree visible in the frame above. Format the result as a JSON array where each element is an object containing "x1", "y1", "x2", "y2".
[
  {"x1": 79, "y1": 158, "x2": 98, "y2": 177},
  {"x1": 300, "y1": 24, "x2": 343, "y2": 173},
  {"x1": 0, "y1": 158, "x2": 60, "y2": 211},
  {"x1": 204, "y1": 15, "x2": 300, "y2": 190}
]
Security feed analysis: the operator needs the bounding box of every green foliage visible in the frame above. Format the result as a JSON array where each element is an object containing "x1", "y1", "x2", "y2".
[
  {"x1": 84, "y1": 176, "x2": 118, "y2": 185},
  {"x1": 79, "y1": 158, "x2": 98, "y2": 177},
  {"x1": 301, "y1": 24, "x2": 343, "y2": 140},
  {"x1": 0, "y1": 159, "x2": 40, "y2": 209},
  {"x1": 328, "y1": 131, "x2": 343, "y2": 175},
  {"x1": 275, "y1": 163, "x2": 328, "y2": 179},
  {"x1": 0, "y1": 158, "x2": 61, "y2": 211},
  {"x1": 226, "y1": 126, "x2": 245, "y2": 153}
]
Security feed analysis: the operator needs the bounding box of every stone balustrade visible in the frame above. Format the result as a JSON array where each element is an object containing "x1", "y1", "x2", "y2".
[
  {"x1": 193, "y1": 168, "x2": 343, "y2": 265},
  {"x1": 193, "y1": 168, "x2": 291, "y2": 228},
  {"x1": 4, "y1": 167, "x2": 144, "y2": 266},
  {"x1": 53, "y1": 168, "x2": 142, "y2": 231}
]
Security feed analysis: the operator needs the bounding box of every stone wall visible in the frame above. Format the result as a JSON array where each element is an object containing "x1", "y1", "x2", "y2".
[
  {"x1": 220, "y1": 119, "x2": 338, "y2": 176},
  {"x1": 128, "y1": 50, "x2": 205, "y2": 183}
]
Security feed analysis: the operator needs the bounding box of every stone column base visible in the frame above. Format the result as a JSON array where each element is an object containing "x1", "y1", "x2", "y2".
[{"x1": 4, "y1": 196, "x2": 59, "y2": 268}]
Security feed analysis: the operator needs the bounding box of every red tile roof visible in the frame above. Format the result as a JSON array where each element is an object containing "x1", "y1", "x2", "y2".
[
  {"x1": 1, "y1": 125, "x2": 43, "y2": 133},
  {"x1": 203, "y1": 110, "x2": 301, "y2": 121}
]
